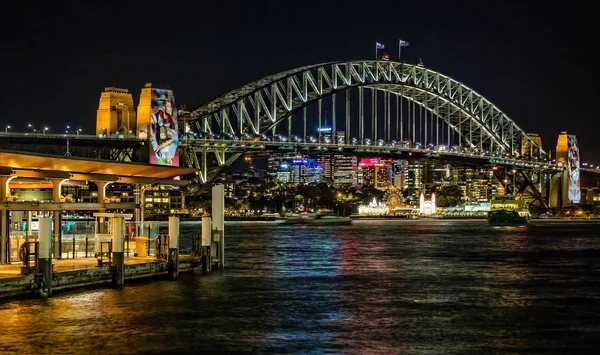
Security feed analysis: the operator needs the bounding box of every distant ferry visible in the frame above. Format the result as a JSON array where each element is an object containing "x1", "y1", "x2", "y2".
[
  {"x1": 487, "y1": 209, "x2": 529, "y2": 226},
  {"x1": 488, "y1": 195, "x2": 531, "y2": 226},
  {"x1": 277, "y1": 210, "x2": 351, "y2": 225}
]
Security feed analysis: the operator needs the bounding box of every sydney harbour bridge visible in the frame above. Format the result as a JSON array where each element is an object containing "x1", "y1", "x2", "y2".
[
  {"x1": 177, "y1": 60, "x2": 575, "y2": 208},
  {"x1": 1, "y1": 60, "x2": 595, "y2": 208}
]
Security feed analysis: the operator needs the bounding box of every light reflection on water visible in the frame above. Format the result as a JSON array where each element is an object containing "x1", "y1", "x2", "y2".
[{"x1": 1, "y1": 219, "x2": 599, "y2": 354}]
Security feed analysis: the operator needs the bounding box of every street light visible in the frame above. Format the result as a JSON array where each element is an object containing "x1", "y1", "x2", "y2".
[
  {"x1": 28, "y1": 123, "x2": 33, "y2": 133},
  {"x1": 77, "y1": 128, "x2": 82, "y2": 135},
  {"x1": 5, "y1": 125, "x2": 10, "y2": 133},
  {"x1": 43, "y1": 126, "x2": 49, "y2": 134}
]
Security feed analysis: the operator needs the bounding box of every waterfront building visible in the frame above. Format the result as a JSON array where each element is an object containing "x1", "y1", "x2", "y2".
[
  {"x1": 358, "y1": 198, "x2": 389, "y2": 216},
  {"x1": 143, "y1": 187, "x2": 185, "y2": 218},
  {"x1": 419, "y1": 193, "x2": 436, "y2": 215}
]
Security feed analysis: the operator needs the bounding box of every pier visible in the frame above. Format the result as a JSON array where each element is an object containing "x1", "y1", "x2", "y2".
[{"x1": 0, "y1": 150, "x2": 227, "y2": 299}]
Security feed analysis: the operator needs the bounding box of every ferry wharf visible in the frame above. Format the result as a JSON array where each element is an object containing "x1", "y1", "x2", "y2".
[{"x1": 0, "y1": 150, "x2": 226, "y2": 299}]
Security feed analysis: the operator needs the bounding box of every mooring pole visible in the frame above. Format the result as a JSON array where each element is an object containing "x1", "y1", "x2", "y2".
[
  {"x1": 38, "y1": 218, "x2": 53, "y2": 298},
  {"x1": 111, "y1": 217, "x2": 124, "y2": 287},
  {"x1": 168, "y1": 216, "x2": 180, "y2": 280}
]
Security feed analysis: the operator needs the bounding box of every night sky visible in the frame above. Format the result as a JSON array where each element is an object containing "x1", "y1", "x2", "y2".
[{"x1": 4, "y1": 1, "x2": 599, "y2": 162}]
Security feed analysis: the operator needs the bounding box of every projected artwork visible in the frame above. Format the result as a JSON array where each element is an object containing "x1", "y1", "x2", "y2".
[
  {"x1": 149, "y1": 88, "x2": 179, "y2": 166},
  {"x1": 567, "y1": 135, "x2": 580, "y2": 203}
]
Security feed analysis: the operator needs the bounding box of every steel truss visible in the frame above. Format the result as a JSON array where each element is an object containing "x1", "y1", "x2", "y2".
[{"x1": 187, "y1": 61, "x2": 544, "y2": 151}]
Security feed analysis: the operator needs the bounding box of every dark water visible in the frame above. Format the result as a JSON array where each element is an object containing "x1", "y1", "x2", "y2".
[{"x1": 1, "y1": 220, "x2": 600, "y2": 354}]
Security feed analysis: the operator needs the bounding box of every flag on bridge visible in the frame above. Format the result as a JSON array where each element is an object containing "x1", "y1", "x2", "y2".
[
  {"x1": 376, "y1": 42, "x2": 385, "y2": 49},
  {"x1": 399, "y1": 39, "x2": 409, "y2": 47}
]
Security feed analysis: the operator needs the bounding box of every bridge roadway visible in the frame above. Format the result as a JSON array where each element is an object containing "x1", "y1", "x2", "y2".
[
  {"x1": 179, "y1": 137, "x2": 562, "y2": 172},
  {"x1": 0, "y1": 132, "x2": 146, "y2": 162},
  {"x1": 1, "y1": 132, "x2": 598, "y2": 176}
]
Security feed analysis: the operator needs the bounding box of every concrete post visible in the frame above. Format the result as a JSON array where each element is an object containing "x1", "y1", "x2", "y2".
[
  {"x1": 201, "y1": 216, "x2": 212, "y2": 247},
  {"x1": 96, "y1": 181, "x2": 108, "y2": 204},
  {"x1": 134, "y1": 184, "x2": 141, "y2": 224},
  {"x1": 201, "y1": 216, "x2": 211, "y2": 273},
  {"x1": 53, "y1": 212, "x2": 61, "y2": 259},
  {"x1": 111, "y1": 217, "x2": 124, "y2": 287},
  {"x1": 38, "y1": 218, "x2": 53, "y2": 298},
  {"x1": 212, "y1": 184, "x2": 225, "y2": 268},
  {"x1": 0, "y1": 176, "x2": 12, "y2": 264},
  {"x1": 168, "y1": 216, "x2": 179, "y2": 280},
  {"x1": 26, "y1": 211, "x2": 32, "y2": 243},
  {"x1": 0, "y1": 211, "x2": 7, "y2": 264},
  {"x1": 51, "y1": 179, "x2": 65, "y2": 260}
]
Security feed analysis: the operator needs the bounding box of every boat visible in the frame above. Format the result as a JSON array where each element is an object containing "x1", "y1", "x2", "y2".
[
  {"x1": 277, "y1": 211, "x2": 352, "y2": 225},
  {"x1": 487, "y1": 209, "x2": 529, "y2": 226},
  {"x1": 303, "y1": 211, "x2": 352, "y2": 225},
  {"x1": 276, "y1": 214, "x2": 306, "y2": 225}
]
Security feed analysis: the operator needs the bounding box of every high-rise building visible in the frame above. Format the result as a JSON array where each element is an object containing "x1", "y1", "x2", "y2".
[
  {"x1": 555, "y1": 131, "x2": 569, "y2": 167},
  {"x1": 361, "y1": 160, "x2": 392, "y2": 189},
  {"x1": 392, "y1": 160, "x2": 408, "y2": 190},
  {"x1": 96, "y1": 87, "x2": 136, "y2": 136},
  {"x1": 404, "y1": 161, "x2": 424, "y2": 201},
  {"x1": 333, "y1": 155, "x2": 357, "y2": 185},
  {"x1": 307, "y1": 161, "x2": 325, "y2": 183},
  {"x1": 290, "y1": 157, "x2": 310, "y2": 183}
]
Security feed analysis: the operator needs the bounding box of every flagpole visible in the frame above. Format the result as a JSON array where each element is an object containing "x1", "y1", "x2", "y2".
[{"x1": 399, "y1": 41, "x2": 401, "y2": 62}]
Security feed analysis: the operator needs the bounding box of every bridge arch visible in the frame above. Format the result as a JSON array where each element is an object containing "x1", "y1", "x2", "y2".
[{"x1": 186, "y1": 60, "x2": 544, "y2": 157}]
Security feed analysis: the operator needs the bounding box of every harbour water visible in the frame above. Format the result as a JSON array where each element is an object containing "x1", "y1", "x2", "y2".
[{"x1": 1, "y1": 219, "x2": 599, "y2": 354}]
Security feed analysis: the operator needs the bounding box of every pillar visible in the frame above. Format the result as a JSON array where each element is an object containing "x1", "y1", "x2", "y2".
[
  {"x1": 50, "y1": 179, "x2": 65, "y2": 260},
  {"x1": 38, "y1": 218, "x2": 53, "y2": 298},
  {"x1": 201, "y1": 215, "x2": 211, "y2": 272},
  {"x1": 95, "y1": 181, "x2": 108, "y2": 204},
  {"x1": 0, "y1": 211, "x2": 7, "y2": 264},
  {"x1": 0, "y1": 176, "x2": 14, "y2": 264},
  {"x1": 134, "y1": 184, "x2": 141, "y2": 223},
  {"x1": 111, "y1": 217, "x2": 124, "y2": 287},
  {"x1": 168, "y1": 216, "x2": 179, "y2": 280},
  {"x1": 26, "y1": 211, "x2": 32, "y2": 242},
  {"x1": 212, "y1": 184, "x2": 225, "y2": 268}
]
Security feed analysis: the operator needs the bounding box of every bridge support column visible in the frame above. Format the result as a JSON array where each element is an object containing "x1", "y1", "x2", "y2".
[
  {"x1": 111, "y1": 216, "x2": 125, "y2": 287},
  {"x1": 168, "y1": 216, "x2": 179, "y2": 280},
  {"x1": 212, "y1": 184, "x2": 224, "y2": 269},
  {"x1": 37, "y1": 218, "x2": 53, "y2": 298}
]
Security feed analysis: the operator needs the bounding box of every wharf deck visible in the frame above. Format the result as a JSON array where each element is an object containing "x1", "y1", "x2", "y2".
[{"x1": 0, "y1": 255, "x2": 202, "y2": 299}]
